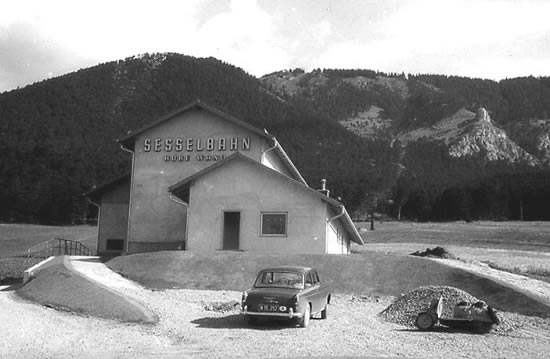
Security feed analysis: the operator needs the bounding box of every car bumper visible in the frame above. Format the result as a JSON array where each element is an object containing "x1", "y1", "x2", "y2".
[{"x1": 241, "y1": 306, "x2": 303, "y2": 319}]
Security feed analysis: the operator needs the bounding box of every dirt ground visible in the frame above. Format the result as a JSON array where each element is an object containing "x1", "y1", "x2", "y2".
[{"x1": 1, "y1": 257, "x2": 550, "y2": 359}]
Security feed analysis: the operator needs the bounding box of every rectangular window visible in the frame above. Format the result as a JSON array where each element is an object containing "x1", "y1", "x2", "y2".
[
  {"x1": 106, "y1": 239, "x2": 124, "y2": 251},
  {"x1": 261, "y1": 212, "x2": 287, "y2": 236}
]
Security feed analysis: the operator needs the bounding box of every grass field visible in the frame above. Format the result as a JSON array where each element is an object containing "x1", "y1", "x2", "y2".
[
  {"x1": 2, "y1": 221, "x2": 550, "y2": 316},
  {"x1": 0, "y1": 223, "x2": 97, "y2": 258},
  {"x1": 1, "y1": 221, "x2": 549, "y2": 283},
  {"x1": 0, "y1": 224, "x2": 97, "y2": 283},
  {"x1": 355, "y1": 221, "x2": 550, "y2": 282}
]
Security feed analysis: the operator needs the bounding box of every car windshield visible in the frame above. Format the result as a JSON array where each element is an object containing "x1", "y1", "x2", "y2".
[{"x1": 254, "y1": 271, "x2": 304, "y2": 289}]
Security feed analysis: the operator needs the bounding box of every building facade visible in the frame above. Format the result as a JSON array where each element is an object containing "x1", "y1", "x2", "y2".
[{"x1": 87, "y1": 100, "x2": 363, "y2": 256}]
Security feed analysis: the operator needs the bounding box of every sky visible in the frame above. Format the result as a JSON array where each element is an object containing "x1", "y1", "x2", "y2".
[{"x1": 1, "y1": 0, "x2": 550, "y2": 93}]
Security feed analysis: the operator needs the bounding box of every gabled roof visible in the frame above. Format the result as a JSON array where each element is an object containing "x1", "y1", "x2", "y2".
[
  {"x1": 117, "y1": 99, "x2": 270, "y2": 148},
  {"x1": 168, "y1": 153, "x2": 363, "y2": 245},
  {"x1": 84, "y1": 173, "x2": 131, "y2": 203},
  {"x1": 117, "y1": 99, "x2": 307, "y2": 186}
]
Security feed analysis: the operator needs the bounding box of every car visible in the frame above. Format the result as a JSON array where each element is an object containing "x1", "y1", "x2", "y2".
[
  {"x1": 415, "y1": 297, "x2": 500, "y2": 333},
  {"x1": 241, "y1": 266, "x2": 331, "y2": 328}
]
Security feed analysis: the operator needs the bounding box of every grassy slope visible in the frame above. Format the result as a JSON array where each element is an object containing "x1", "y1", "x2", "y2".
[
  {"x1": 3, "y1": 221, "x2": 550, "y2": 317},
  {"x1": 107, "y1": 251, "x2": 550, "y2": 317}
]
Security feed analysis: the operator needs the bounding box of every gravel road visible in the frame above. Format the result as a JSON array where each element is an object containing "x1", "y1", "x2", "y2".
[{"x1": 1, "y1": 258, "x2": 549, "y2": 358}]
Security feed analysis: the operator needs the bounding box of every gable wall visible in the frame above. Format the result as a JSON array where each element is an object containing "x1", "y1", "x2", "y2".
[
  {"x1": 186, "y1": 158, "x2": 327, "y2": 254},
  {"x1": 96, "y1": 180, "x2": 130, "y2": 255},
  {"x1": 127, "y1": 108, "x2": 272, "y2": 253}
]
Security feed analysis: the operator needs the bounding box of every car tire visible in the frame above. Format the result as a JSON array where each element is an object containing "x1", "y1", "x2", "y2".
[
  {"x1": 321, "y1": 305, "x2": 328, "y2": 319},
  {"x1": 301, "y1": 305, "x2": 311, "y2": 328},
  {"x1": 415, "y1": 312, "x2": 435, "y2": 330}
]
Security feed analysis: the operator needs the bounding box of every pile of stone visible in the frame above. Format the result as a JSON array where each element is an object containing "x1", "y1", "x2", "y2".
[
  {"x1": 380, "y1": 285, "x2": 478, "y2": 327},
  {"x1": 203, "y1": 300, "x2": 240, "y2": 312}
]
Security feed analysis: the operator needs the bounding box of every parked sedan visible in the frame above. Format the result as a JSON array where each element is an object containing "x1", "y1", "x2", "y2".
[{"x1": 241, "y1": 266, "x2": 331, "y2": 327}]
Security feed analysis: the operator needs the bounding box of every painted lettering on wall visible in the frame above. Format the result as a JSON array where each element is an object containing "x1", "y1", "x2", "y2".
[
  {"x1": 163, "y1": 154, "x2": 227, "y2": 162},
  {"x1": 144, "y1": 137, "x2": 250, "y2": 153}
]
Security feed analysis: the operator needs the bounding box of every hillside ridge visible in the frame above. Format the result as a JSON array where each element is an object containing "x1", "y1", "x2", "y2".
[{"x1": 2, "y1": 53, "x2": 550, "y2": 223}]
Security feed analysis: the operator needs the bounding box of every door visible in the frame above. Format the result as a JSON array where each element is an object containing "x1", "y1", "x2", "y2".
[{"x1": 223, "y1": 211, "x2": 240, "y2": 250}]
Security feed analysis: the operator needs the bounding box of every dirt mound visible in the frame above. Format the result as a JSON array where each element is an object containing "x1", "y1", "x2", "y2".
[
  {"x1": 380, "y1": 285, "x2": 478, "y2": 327},
  {"x1": 16, "y1": 256, "x2": 157, "y2": 324},
  {"x1": 410, "y1": 246, "x2": 456, "y2": 259}
]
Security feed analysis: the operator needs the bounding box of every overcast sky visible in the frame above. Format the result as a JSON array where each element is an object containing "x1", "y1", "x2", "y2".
[{"x1": 1, "y1": 0, "x2": 549, "y2": 93}]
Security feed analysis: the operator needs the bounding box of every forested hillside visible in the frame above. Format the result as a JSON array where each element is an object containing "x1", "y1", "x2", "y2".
[
  {"x1": 0, "y1": 54, "x2": 389, "y2": 224},
  {"x1": 1, "y1": 53, "x2": 550, "y2": 224},
  {"x1": 263, "y1": 69, "x2": 550, "y2": 221}
]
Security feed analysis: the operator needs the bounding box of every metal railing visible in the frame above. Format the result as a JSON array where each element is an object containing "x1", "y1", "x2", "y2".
[{"x1": 27, "y1": 238, "x2": 95, "y2": 259}]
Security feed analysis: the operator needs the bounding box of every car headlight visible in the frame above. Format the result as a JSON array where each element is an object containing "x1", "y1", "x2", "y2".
[{"x1": 279, "y1": 306, "x2": 287, "y2": 312}]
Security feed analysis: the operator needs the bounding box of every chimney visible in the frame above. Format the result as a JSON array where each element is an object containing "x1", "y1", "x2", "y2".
[{"x1": 319, "y1": 179, "x2": 330, "y2": 197}]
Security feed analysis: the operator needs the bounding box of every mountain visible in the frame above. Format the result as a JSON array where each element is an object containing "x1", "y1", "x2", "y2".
[
  {"x1": 261, "y1": 70, "x2": 550, "y2": 166},
  {"x1": 397, "y1": 107, "x2": 539, "y2": 165},
  {"x1": 2, "y1": 54, "x2": 550, "y2": 224},
  {"x1": 262, "y1": 69, "x2": 550, "y2": 220}
]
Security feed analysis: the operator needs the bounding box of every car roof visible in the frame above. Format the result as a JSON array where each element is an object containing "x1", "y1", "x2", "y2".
[{"x1": 257, "y1": 266, "x2": 314, "y2": 274}]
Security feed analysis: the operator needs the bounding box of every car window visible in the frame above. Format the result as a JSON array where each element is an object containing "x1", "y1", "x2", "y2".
[
  {"x1": 255, "y1": 271, "x2": 304, "y2": 289},
  {"x1": 305, "y1": 272, "x2": 314, "y2": 286}
]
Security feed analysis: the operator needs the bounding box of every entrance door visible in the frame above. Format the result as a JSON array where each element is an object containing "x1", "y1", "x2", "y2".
[{"x1": 223, "y1": 211, "x2": 240, "y2": 250}]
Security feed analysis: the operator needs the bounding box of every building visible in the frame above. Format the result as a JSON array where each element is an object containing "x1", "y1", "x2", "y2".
[{"x1": 86, "y1": 100, "x2": 363, "y2": 256}]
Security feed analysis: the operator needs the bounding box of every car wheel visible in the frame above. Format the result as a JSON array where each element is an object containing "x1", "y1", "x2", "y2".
[
  {"x1": 301, "y1": 305, "x2": 311, "y2": 328},
  {"x1": 415, "y1": 312, "x2": 435, "y2": 330},
  {"x1": 321, "y1": 305, "x2": 328, "y2": 319}
]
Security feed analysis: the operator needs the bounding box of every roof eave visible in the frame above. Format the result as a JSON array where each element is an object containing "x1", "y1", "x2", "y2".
[
  {"x1": 271, "y1": 138, "x2": 308, "y2": 186},
  {"x1": 342, "y1": 207, "x2": 364, "y2": 245}
]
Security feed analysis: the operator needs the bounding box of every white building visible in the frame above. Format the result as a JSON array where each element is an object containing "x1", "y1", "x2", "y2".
[{"x1": 87, "y1": 100, "x2": 363, "y2": 255}]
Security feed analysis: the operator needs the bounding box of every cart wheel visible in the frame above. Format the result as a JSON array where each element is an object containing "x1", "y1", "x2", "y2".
[
  {"x1": 487, "y1": 306, "x2": 500, "y2": 325},
  {"x1": 321, "y1": 305, "x2": 328, "y2": 319},
  {"x1": 415, "y1": 312, "x2": 435, "y2": 330}
]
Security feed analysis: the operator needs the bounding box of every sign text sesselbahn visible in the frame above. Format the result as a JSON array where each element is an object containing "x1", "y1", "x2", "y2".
[{"x1": 143, "y1": 137, "x2": 251, "y2": 162}]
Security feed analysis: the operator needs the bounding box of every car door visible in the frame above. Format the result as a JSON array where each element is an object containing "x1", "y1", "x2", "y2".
[
  {"x1": 305, "y1": 270, "x2": 322, "y2": 313},
  {"x1": 313, "y1": 270, "x2": 329, "y2": 312}
]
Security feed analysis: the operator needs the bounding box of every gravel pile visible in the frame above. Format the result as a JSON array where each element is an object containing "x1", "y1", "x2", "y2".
[
  {"x1": 380, "y1": 285, "x2": 478, "y2": 327},
  {"x1": 203, "y1": 300, "x2": 240, "y2": 312}
]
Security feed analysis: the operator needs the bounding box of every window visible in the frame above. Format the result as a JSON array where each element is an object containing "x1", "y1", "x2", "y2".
[
  {"x1": 106, "y1": 239, "x2": 124, "y2": 251},
  {"x1": 254, "y1": 271, "x2": 303, "y2": 288},
  {"x1": 305, "y1": 271, "x2": 318, "y2": 286},
  {"x1": 261, "y1": 212, "x2": 287, "y2": 236}
]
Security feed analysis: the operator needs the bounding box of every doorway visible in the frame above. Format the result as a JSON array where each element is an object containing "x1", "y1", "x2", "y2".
[{"x1": 223, "y1": 211, "x2": 240, "y2": 250}]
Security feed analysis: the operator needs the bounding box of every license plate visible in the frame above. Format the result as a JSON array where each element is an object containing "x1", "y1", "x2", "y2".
[{"x1": 259, "y1": 304, "x2": 278, "y2": 312}]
